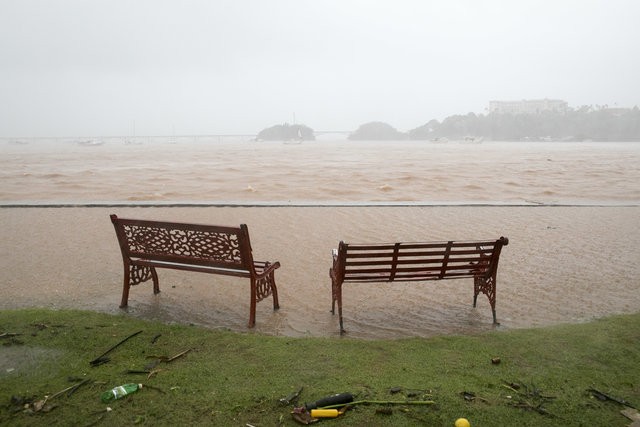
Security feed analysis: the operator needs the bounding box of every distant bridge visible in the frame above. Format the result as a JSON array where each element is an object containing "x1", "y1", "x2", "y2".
[
  {"x1": 314, "y1": 130, "x2": 352, "y2": 135},
  {"x1": 1, "y1": 131, "x2": 354, "y2": 140}
]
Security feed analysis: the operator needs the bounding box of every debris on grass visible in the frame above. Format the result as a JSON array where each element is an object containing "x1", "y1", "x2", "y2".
[
  {"x1": 0, "y1": 332, "x2": 22, "y2": 339},
  {"x1": 145, "y1": 348, "x2": 192, "y2": 364},
  {"x1": 279, "y1": 387, "x2": 303, "y2": 406},
  {"x1": 66, "y1": 378, "x2": 91, "y2": 397},
  {"x1": 386, "y1": 386, "x2": 432, "y2": 399},
  {"x1": 290, "y1": 389, "x2": 436, "y2": 424},
  {"x1": 291, "y1": 406, "x2": 318, "y2": 425},
  {"x1": 375, "y1": 407, "x2": 393, "y2": 415},
  {"x1": 10, "y1": 378, "x2": 92, "y2": 414},
  {"x1": 460, "y1": 391, "x2": 489, "y2": 403},
  {"x1": 504, "y1": 381, "x2": 556, "y2": 417},
  {"x1": 89, "y1": 330, "x2": 143, "y2": 366},
  {"x1": 588, "y1": 388, "x2": 637, "y2": 409}
]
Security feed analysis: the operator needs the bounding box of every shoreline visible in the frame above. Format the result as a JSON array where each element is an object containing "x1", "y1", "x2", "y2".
[{"x1": 2, "y1": 201, "x2": 639, "y2": 208}]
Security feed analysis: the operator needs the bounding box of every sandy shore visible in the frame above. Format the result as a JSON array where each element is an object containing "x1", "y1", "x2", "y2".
[{"x1": 1, "y1": 206, "x2": 639, "y2": 339}]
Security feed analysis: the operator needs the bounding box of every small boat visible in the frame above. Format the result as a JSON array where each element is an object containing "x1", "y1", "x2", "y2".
[{"x1": 77, "y1": 139, "x2": 104, "y2": 146}]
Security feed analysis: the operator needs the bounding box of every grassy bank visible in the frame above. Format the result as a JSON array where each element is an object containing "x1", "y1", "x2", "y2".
[{"x1": 1, "y1": 309, "x2": 639, "y2": 426}]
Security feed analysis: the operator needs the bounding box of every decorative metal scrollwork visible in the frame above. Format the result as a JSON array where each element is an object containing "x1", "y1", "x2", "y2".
[
  {"x1": 129, "y1": 264, "x2": 154, "y2": 286},
  {"x1": 123, "y1": 224, "x2": 242, "y2": 264},
  {"x1": 255, "y1": 274, "x2": 275, "y2": 302},
  {"x1": 474, "y1": 275, "x2": 496, "y2": 306}
]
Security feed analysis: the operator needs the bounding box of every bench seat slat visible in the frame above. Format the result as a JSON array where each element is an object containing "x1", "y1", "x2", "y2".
[
  {"x1": 345, "y1": 241, "x2": 499, "y2": 250},
  {"x1": 134, "y1": 259, "x2": 251, "y2": 277},
  {"x1": 345, "y1": 248, "x2": 495, "y2": 259},
  {"x1": 129, "y1": 253, "x2": 245, "y2": 270},
  {"x1": 344, "y1": 272, "x2": 479, "y2": 282},
  {"x1": 343, "y1": 263, "x2": 488, "y2": 276},
  {"x1": 346, "y1": 256, "x2": 490, "y2": 267}
]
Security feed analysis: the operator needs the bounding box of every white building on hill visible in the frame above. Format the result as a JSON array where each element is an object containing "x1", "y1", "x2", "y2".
[{"x1": 489, "y1": 99, "x2": 568, "y2": 114}]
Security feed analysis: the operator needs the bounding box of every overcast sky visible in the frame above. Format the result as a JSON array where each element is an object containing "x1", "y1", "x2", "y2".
[{"x1": 1, "y1": 0, "x2": 639, "y2": 137}]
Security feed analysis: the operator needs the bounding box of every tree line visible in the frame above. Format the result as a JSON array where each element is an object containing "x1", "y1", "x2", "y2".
[
  {"x1": 407, "y1": 106, "x2": 640, "y2": 141},
  {"x1": 256, "y1": 106, "x2": 640, "y2": 141}
]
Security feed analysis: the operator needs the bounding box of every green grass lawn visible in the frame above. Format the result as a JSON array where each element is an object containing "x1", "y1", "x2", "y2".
[{"x1": 1, "y1": 309, "x2": 639, "y2": 426}]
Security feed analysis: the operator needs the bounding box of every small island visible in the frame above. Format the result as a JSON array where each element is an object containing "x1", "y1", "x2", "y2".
[
  {"x1": 348, "y1": 121, "x2": 406, "y2": 140},
  {"x1": 256, "y1": 123, "x2": 315, "y2": 141}
]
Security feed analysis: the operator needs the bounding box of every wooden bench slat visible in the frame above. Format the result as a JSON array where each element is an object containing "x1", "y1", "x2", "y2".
[
  {"x1": 346, "y1": 255, "x2": 490, "y2": 266},
  {"x1": 345, "y1": 247, "x2": 495, "y2": 259},
  {"x1": 342, "y1": 270, "x2": 483, "y2": 281},
  {"x1": 135, "y1": 259, "x2": 251, "y2": 277},
  {"x1": 130, "y1": 253, "x2": 246, "y2": 271},
  {"x1": 344, "y1": 240, "x2": 499, "y2": 250}
]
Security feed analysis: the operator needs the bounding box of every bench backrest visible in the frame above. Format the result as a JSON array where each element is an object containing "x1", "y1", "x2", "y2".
[
  {"x1": 334, "y1": 237, "x2": 508, "y2": 283},
  {"x1": 110, "y1": 215, "x2": 255, "y2": 273}
]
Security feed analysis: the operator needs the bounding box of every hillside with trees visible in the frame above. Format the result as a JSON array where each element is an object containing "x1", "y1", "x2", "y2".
[
  {"x1": 348, "y1": 121, "x2": 406, "y2": 140},
  {"x1": 408, "y1": 106, "x2": 640, "y2": 141}
]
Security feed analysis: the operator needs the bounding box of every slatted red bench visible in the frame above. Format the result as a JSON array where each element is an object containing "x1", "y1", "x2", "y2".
[
  {"x1": 330, "y1": 237, "x2": 509, "y2": 333},
  {"x1": 110, "y1": 214, "x2": 280, "y2": 327}
]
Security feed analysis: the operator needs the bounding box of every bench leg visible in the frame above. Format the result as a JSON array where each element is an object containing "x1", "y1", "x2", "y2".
[
  {"x1": 249, "y1": 279, "x2": 258, "y2": 328},
  {"x1": 248, "y1": 272, "x2": 280, "y2": 328},
  {"x1": 151, "y1": 268, "x2": 160, "y2": 294},
  {"x1": 331, "y1": 278, "x2": 346, "y2": 334},
  {"x1": 120, "y1": 264, "x2": 159, "y2": 308},
  {"x1": 474, "y1": 276, "x2": 499, "y2": 325},
  {"x1": 330, "y1": 269, "x2": 338, "y2": 314},
  {"x1": 269, "y1": 271, "x2": 280, "y2": 311},
  {"x1": 120, "y1": 264, "x2": 131, "y2": 308}
]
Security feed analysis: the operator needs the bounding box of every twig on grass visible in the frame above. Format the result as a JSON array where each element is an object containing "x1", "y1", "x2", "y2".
[
  {"x1": 66, "y1": 378, "x2": 92, "y2": 397},
  {"x1": 0, "y1": 332, "x2": 22, "y2": 339},
  {"x1": 320, "y1": 399, "x2": 436, "y2": 409},
  {"x1": 166, "y1": 348, "x2": 192, "y2": 362},
  {"x1": 588, "y1": 388, "x2": 637, "y2": 409},
  {"x1": 89, "y1": 330, "x2": 143, "y2": 366}
]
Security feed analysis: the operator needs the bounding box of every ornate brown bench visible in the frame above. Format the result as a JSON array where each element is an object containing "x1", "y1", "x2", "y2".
[
  {"x1": 330, "y1": 237, "x2": 509, "y2": 333},
  {"x1": 110, "y1": 214, "x2": 280, "y2": 327}
]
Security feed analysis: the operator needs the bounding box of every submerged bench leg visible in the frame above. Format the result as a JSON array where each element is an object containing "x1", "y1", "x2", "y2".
[
  {"x1": 249, "y1": 272, "x2": 280, "y2": 328},
  {"x1": 330, "y1": 269, "x2": 338, "y2": 315},
  {"x1": 330, "y1": 275, "x2": 346, "y2": 334},
  {"x1": 249, "y1": 282, "x2": 257, "y2": 328},
  {"x1": 120, "y1": 265, "x2": 131, "y2": 308},
  {"x1": 269, "y1": 271, "x2": 280, "y2": 311}
]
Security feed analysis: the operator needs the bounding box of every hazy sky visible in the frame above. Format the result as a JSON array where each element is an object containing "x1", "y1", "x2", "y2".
[{"x1": 1, "y1": 0, "x2": 639, "y2": 137}]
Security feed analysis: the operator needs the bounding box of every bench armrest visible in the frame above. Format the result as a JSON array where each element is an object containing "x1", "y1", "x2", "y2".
[{"x1": 253, "y1": 260, "x2": 281, "y2": 279}]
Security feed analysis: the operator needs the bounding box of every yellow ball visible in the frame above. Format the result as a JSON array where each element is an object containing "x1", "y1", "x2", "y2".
[{"x1": 454, "y1": 418, "x2": 471, "y2": 427}]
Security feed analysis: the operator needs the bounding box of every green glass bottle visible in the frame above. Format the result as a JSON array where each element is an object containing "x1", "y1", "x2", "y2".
[{"x1": 101, "y1": 383, "x2": 142, "y2": 403}]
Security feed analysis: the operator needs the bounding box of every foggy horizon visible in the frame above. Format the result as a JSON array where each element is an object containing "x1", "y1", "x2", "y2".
[{"x1": 2, "y1": 0, "x2": 639, "y2": 138}]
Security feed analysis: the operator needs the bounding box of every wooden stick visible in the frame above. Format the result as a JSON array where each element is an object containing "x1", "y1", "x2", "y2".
[
  {"x1": 320, "y1": 399, "x2": 436, "y2": 409},
  {"x1": 166, "y1": 348, "x2": 192, "y2": 363},
  {"x1": 90, "y1": 330, "x2": 143, "y2": 366}
]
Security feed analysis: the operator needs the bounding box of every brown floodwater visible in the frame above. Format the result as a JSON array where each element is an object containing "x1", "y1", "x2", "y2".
[{"x1": 1, "y1": 138, "x2": 639, "y2": 338}]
